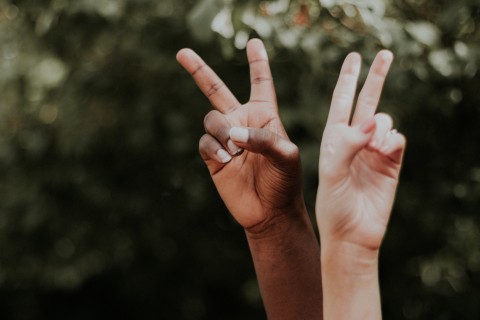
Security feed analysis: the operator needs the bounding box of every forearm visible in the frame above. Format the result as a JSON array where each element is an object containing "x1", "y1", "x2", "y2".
[
  {"x1": 246, "y1": 204, "x2": 323, "y2": 320},
  {"x1": 321, "y1": 241, "x2": 382, "y2": 320}
]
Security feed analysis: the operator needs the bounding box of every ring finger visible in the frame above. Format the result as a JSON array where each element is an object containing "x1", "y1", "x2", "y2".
[{"x1": 204, "y1": 110, "x2": 243, "y2": 155}]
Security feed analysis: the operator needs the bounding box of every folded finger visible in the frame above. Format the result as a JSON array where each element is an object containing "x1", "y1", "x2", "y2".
[
  {"x1": 378, "y1": 131, "x2": 406, "y2": 165},
  {"x1": 326, "y1": 52, "x2": 362, "y2": 126},
  {"x1": 204, "y1": 110, "x2": 242, "y2": 155},
  {"x1": 199, "y1": 133, "x2": 232, "y2": 165},
  {"x1": 368, "y1": 113, "x2": 393, "y2": 150},
  {"x1": 177, "y1": 48, "x2": 240, "y2": 113}
]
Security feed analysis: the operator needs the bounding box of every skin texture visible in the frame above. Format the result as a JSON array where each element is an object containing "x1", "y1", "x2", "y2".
[
  {"x1": 178, "y1": 38, "x2": 406, "y2": 320},
  {"x1": 177, "y1": 39, "x2": 323, "y2": 320},
  {"x1": 316, "y1": 51, "x2": 406, "y2": 320}
]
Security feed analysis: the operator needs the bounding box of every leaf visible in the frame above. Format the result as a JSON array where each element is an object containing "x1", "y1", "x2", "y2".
[
  {"x1": 211, "y1": 6, "x2": 235, "y2": 39},
  {"x1": 405, "y1": 21, "x2": 441, "y2": 47},
  {"x1": 187, "y1": 0, "x2": 219, "y2": 42}
]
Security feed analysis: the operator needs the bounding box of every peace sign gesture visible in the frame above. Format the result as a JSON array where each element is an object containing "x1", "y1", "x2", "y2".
[
  {"x1": 177, "y1": 39, "x2": 322, "y2": 320},
  {"x1": 177, "y1": 39, "x2": 304, "y2": 231},
  {"x1": 317, "y1": 51, "x2": 406, "y2": 320},
  {"x1": 316, "y1": 51, "x2": 406, "y2": 251}
]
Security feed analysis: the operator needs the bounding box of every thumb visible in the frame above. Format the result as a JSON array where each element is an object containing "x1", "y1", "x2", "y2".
[{"x1": 229, "y1": 126, "x2": 299, "y2": 164}]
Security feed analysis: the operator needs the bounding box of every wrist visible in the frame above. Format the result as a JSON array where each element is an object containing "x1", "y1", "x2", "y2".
[
  {"x1": 243, "y1": 201, "x2": 323, "y2": 320},
  {"x1": 321, "y1": 240, "x2": 379, "y2": 276},
  {"x1": 245, "y1": 198, "x2": 310, "y2": 239},
  {"x1": 321, "y1": 240, "x2": 382, "y2": 320},
  {"x1": 245, "y1": 201, "x2": 319, "y2": 256}
]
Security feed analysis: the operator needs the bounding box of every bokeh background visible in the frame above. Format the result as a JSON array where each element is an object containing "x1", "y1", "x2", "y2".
[{"x1": 0, "y1": 0, "x2": 479, "y2": 319}]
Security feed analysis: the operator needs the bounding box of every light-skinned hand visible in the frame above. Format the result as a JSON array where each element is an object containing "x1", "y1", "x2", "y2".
[{"x1": 316, "y1": 50, "x2": 406, "y2": 255}]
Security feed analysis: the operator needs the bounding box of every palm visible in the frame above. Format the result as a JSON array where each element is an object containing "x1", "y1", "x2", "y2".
[{"x1": 331, "y1": 147, "x2": 400, "y2": 248}]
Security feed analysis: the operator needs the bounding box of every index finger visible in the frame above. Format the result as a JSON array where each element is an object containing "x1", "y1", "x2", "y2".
[
  {"x1": 176, "y1": 48, "x2": 240, "y2": 113},
  {"x1": 326, "y1": 52, "x2": 361, "y2": 126}
]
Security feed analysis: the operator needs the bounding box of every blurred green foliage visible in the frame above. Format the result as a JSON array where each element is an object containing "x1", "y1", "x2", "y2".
[{"x1": 0, "y1": 0, "x2": 479, "y2": 319}]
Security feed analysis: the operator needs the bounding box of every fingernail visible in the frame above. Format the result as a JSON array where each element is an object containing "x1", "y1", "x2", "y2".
[
  {"x1": 229, "y1": 127, "x2": 249, "y2": 143},
  {"x1": 360, "y1": 118, "x2": 376, "y2": 134},
  {"x1": 227, "y1": 139, "x2": 242, "y2": 155},
  {"x1": 380, "y1": 144, "x2": 390, "y2": 153},
  {"x1": 369, "y1": 140, "x2": 378, "y2": 149},
  {"x1": 217, "y1": 149, "x2": 232, "y2": 163}
]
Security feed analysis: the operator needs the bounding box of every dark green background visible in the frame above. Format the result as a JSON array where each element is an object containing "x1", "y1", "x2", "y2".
[{"x1": 0, "y1": 0, "x2": 479, "y2": 319}]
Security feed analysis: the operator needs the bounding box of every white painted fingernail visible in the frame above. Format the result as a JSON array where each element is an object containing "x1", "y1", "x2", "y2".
[
  {"x1": 217, "y1": 149, "x2": 232, "y2": 163},
  {"x1": 227, "y1": 139, "x2": 242, "y2": 155},
  {"x1": 229, "y1": 127, "x2": 249, "y2": 143}
]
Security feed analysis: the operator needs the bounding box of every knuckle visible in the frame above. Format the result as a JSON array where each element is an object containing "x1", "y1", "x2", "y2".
[
  {"x1": 203, "y1": 110, "x2": 216, "y2": 126},
  {"x1": 206, "y1": 80, "x2": 225, "y2": 97},
  {"x1": 332, "y1": 91, "x2": 352, "y2": 102},
  {"x1": 283, "y1": 142, "x2": 300, "y2": 161},
  {"x1": 251, "y1": 76, "x2": 272, "y2": 85},
  {"x1": 198, "y1": 134, "x2": 211, "y2": 152},
  {"x1": 203, "y1": 111, "x2": 231, "y2": 143},
  {"x1": 357, "y1": 92, "x2": 377, "y2": 106}
]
